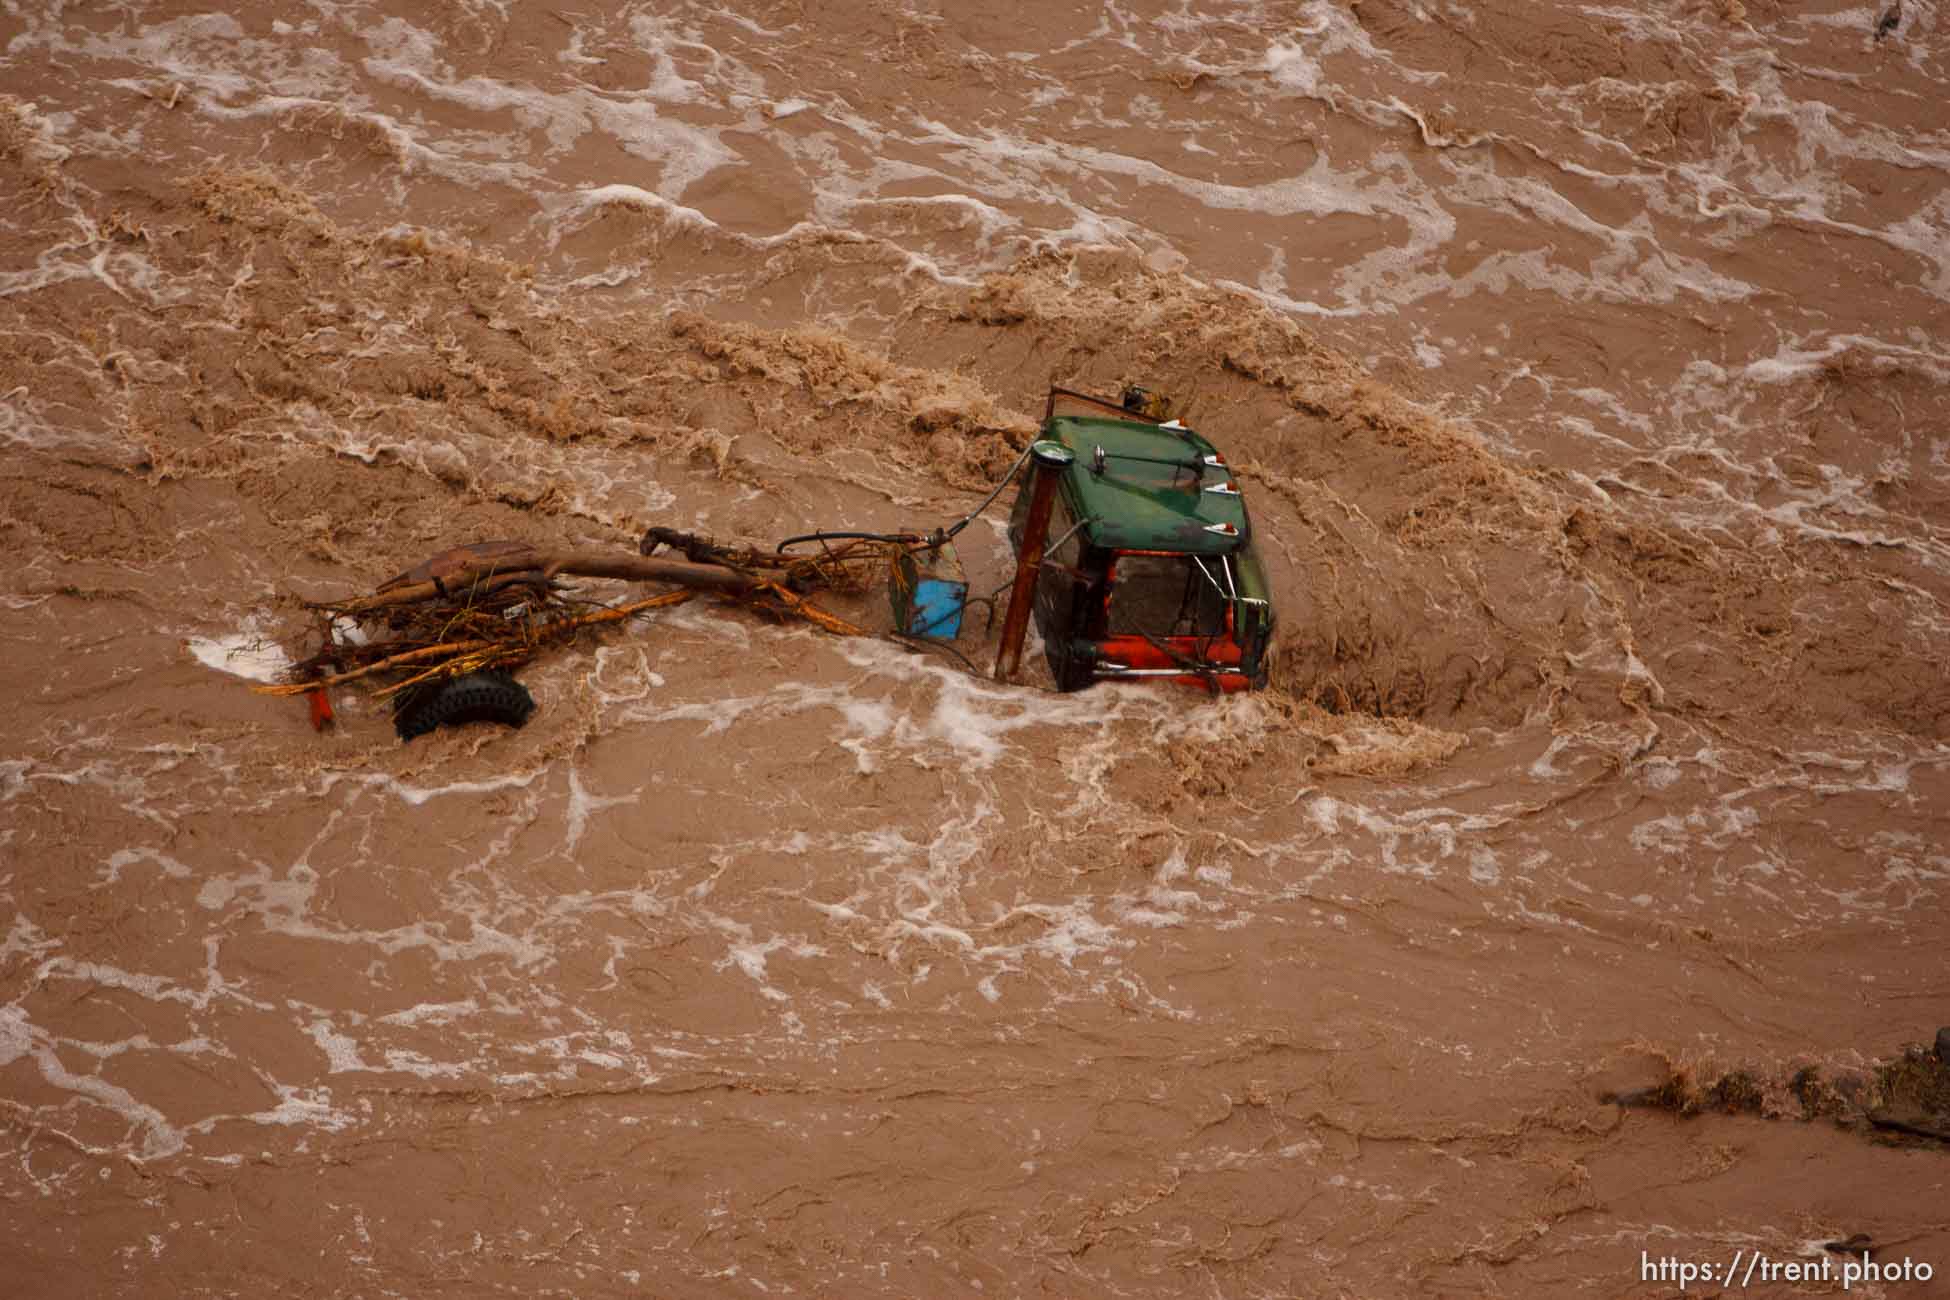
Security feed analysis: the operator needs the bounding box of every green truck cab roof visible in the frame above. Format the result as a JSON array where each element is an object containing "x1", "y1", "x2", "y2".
[{"x1": 1041, "y1": 414, "x2": 1253, "y2": 557}]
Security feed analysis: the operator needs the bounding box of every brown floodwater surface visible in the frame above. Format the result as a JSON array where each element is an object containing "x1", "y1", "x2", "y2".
[{"x1": 3, "y1": 1, "x2": 1948, "y2": 1296}]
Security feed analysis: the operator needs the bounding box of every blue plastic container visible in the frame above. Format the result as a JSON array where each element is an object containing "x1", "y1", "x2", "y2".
[{"x1": 891, "y1": 543, "x2": 967, "y2": 639}]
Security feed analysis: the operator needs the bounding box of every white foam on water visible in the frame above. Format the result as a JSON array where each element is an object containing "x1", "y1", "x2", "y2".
[
  {"x1": 976, "y1": 901, "x2": 1126, "y2": 971},
  {"x1": 197, "y1": 847, "x2": 555, "y2": 969},
  {"x1": 379, "y1": 1047, "x2": 467, "y2": 1079},
  {"x1": 828, "y1": 636, "x2": 1197, "y2": 770},
  {"x1": 1607, "y1": 439, "x2": 1950, "y2": 564},
  {"x1": 10, "y1": 12, "x2": 258, "y2": 106},
  {"x1": 1300, "y1": 788, "x2": 1569, "y2": 889},
  {"x1": 189, "y1": 630, "x2": 293, "y2": 684},
  {"x1": 238, "y1": 1084, "x2": 359, "y2": 1133},
  {"x1": 1114, "y1": 845, "x2": 1209, "y2": 928},
  {"x1": 35, "y1": 953, "x2": 240, "y2": 1012},
  {"x1": 0, "y1": 914, "x2": 58, "y2": 964},
  {"x1": 307, "y1": 1017, "x2": 374, "y2": 1073},
  {"x1": 377, "y1": 999, "x2": 480, "y2": 1027},
  {"x1": 1262, "y1": 1, "x2": 1444, "y2": 101},
  {"x1": 545, "y1": 183, "x2": 720, "y2": 238},
  {"x1": 714, "y1": 789, "x2": 1227, "y2": 1005},
  {"x1": 821, "y1": 191, "x2": 1020, "y2": 255},
  {"x1": 319, "y1": 769, "x2": 541, "y2": 808},
  {"x1": 99, "y1": 847, "x2": 193, "y2": 885},
  {"x1": 242, "y1": 398, "x2": 679, "y2": 532},
  {"x1": 0, "y1": 256, "x2": 99, "y2": 301},
  {"x1": 1741, "y1": 333, "x2": 1950, "y2": 386},
  {"x1": 909, "y1": 113, "x2": 1451, "y2": 272},
  {"x1": 0, "y1": 1005, "x2": 189, "y2": 1160},
  {"x1": 1528, "y1": 735, "x2": 1579, "y2": 780},
  {"x1": 360, "y1": 15, "x2": 742, "y2": 199},
  {"x1": 708, "y1": 916, "x2": 826, "y2": 1003},
  {"x1": 563, "y1": 763, "x2": 636, "y2": 856},
  {"x1": 218, "y1": 93, "x2": 544, "y2": 190},
  {"x1": 626, "y1": 628, "x2": 1179, "y2": 773}
]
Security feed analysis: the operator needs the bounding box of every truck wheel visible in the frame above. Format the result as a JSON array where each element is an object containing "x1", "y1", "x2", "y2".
[{"x1": 393, "y1": 670, "x2": 535, "y2": 741}]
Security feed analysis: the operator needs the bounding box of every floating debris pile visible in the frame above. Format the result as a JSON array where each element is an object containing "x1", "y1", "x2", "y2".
[{"x1": 254, "y1": 533, "x2": 892, "y2": 734}]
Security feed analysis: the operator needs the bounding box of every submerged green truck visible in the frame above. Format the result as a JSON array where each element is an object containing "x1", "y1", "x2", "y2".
[{"x1": 1007, "y1": 387, "x2": 1275, "y2": 692}]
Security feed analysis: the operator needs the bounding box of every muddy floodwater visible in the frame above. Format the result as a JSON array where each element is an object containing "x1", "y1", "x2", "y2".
[{"x1": 3, "y1": 1, "x2": 1949, "y2": 1296}]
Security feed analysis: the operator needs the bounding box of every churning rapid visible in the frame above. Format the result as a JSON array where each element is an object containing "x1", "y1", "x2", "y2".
[{"x1": 3, "y1": 1, "x2": 1948, "y2": 1295}]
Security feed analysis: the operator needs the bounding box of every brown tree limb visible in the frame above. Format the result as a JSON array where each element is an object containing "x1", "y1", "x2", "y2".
[
  {"x1": 253, "y1": 639, "x2": 497, "y2": 696},
  {"x1": 329, "y1": 553, "x2": 759, "y2": 615}
]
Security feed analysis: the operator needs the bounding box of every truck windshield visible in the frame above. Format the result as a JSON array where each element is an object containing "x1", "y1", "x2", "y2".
[{"x1": 1107, "y1": 554, "x2": 1229, "y2": 637}]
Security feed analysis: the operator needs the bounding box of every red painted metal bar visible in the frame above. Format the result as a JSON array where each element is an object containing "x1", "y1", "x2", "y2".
[{"x1": 993, "y1": 440, "x2": 1076, "y2": 682}]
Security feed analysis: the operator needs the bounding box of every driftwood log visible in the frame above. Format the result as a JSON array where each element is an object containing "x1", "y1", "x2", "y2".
[{"x1": 342, "y1": 541, "x2": 763, "y2": 615}]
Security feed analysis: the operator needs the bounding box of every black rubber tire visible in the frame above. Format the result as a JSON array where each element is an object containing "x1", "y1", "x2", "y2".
[{"x1": 393, "y1": 670, "x2": 535, "y2": 741}]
